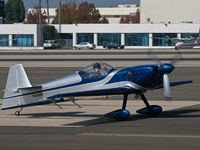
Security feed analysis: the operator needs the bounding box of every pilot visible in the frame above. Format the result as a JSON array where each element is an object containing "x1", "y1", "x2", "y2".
[{"x1": 93, "y1": 63, "x2": 102, "y2": 77}]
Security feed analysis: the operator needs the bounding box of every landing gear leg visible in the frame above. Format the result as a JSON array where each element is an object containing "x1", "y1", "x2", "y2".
[
  {"x1": 136, "y1": 93, "x2": 162, "y2": 116},
  {"x1": 140, "y1": 94, "x2": 150, "y2": 108},
  {"x1": 122, "y1": 94, "x2": 128, "y2": 110},
  {"x1": 15, "y1": 107, "x2": 23, "y2": 116},
  {"x1": 104, "y1": 94, "x2": 130, "y2": 120}
]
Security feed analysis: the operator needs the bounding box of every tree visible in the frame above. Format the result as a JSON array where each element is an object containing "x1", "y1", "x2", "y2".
[
  {"x1": 4, "y1": 0, "x2": 25, "y2": 23},
  {"x1": 77, "y1": 2, "x2": 101, "y2": 23},
  {"x1": 120, "y1": 9, "x2": 140, "y2": 24},
  {"x1": 52, "y1": 1, "x2": 101, "y2": 24},
  {"x1": 53, "y1": 2, "x2": 78, "y2": 24},
  {"x1": 132, "y1": 8, "x2": 140, "y2": 23},
  {"x1": 0, "y1": 1, "x2": 5, "y2": 21},
  {"x1": 98, "y1": 17, "x2": 109, "y2": 24},
  {"x1": 26, "y1": 6, "x2": 47, "y2": 24},
  {"x1": 43, "y1": 25, "x2": 56, "y2": 40},
  {"x1": 120, "y1": 16, "x2": 131, "y2": 24}
]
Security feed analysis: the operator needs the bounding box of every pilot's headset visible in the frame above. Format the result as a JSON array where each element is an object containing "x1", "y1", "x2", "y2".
[{"x1": 93, "y1": 63, "x2": 101, "y2": 71}]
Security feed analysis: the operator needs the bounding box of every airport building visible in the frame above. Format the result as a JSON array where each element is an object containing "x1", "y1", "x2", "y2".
[
  {"x1": 0, "y1": 24, "x2": 39, "y2": 48},
  {"x1": 140, "y1": 0, "x2": 200, "y2": 24},
  {"x1": 0, "y1": 24, "x2": 199, "y2": 49}
]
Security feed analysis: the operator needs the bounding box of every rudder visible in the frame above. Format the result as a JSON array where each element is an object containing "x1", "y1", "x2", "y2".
[{"x1": 2, "y1": 64, "x2": 32, "y2": 110}]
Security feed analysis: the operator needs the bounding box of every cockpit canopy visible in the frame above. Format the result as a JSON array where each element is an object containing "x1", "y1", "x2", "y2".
[{"x1": 78, "y1": 62, "x2": 115, "y2": 79}]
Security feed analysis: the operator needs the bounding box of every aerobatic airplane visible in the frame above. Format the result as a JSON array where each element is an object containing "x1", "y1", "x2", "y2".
[{"x1": 1, "y1": 52, "x2": 192, "y2": 119}]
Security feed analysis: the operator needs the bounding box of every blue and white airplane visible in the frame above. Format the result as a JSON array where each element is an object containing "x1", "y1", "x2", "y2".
[{"x1": 2, "y1": 60, "x2": 192, "y2": 119}]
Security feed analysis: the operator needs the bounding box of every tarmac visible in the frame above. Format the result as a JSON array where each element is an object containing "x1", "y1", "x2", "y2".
[{"x1": 0, "y1": 49, "x2": 199, "y2": 149}]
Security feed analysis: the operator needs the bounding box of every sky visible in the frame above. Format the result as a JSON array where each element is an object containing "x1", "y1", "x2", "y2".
[{"x1": 5, "y1": 0, "x2": 140, "y2": 10}]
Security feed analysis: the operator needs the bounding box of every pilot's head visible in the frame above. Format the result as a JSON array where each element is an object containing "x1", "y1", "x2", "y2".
[{"x1": 93, "y1": 63, "x2": 101, "y2": 72}]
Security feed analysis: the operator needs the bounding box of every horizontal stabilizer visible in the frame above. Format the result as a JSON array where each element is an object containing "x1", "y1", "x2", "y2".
[
  {"x1": 156, "y1": 80, "x2": 192, "y2": 89},
  {"x1": 18, "y1": 85, "x2": 42, "y2": 92},
  {"x1": 170, "y1": 80, "x2": 193, "y2": 87}
]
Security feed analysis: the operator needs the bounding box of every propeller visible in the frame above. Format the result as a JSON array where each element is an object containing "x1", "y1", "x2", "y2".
[
  {"x1": 163, "y1": 73, "x2": 171, "y2": 99},
  {"x1": 149, "y1": 49, "x2": 178, "y2": 99}
]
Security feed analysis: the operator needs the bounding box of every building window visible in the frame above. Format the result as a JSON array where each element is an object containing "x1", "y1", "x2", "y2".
[
  {"x1": 13, "y1": 34, "x2": 34, "y2": 47},
  {"x1": 58, "y1": 33, "x2": 72, "y2": 48},
  {"x1": 97, "y1": 33, "x2": 121, "y2": 46},
  {"x1": 181, "y1": 33, "x2": 199, "y2": 39},
  {"x1": 0, "y1": 35, "x2": 9, "y2": 46},
  {"x1": 125, "y1": 33, "x2": 149, "y2": 46},
  {"x1": 77, "y1": 33, "x2": 94, "y2": 44},
  {"x1": 153, "y1": 33, "x2": 177, "y2": 46}
]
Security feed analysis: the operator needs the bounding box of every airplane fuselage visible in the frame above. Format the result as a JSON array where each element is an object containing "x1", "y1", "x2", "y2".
[{"x1": 41, "y1": 64, "x2": 173, "y2": 99}]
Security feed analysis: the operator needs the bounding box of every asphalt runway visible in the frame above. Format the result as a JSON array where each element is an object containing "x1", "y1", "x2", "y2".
[{"x1": 0, "y1": 104, "x2": 200, "y2": 150}]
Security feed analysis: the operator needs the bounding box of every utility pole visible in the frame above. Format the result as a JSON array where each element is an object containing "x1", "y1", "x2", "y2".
[
  {"x1": 59, "y1": 0, "x2": 61, "y2": 34},
  {"x1": 38, "y1": 0, "x2": 43, "y2": 46},
  {"x1": 46, "y1": 0, "x2": 50, "y2": 24}
]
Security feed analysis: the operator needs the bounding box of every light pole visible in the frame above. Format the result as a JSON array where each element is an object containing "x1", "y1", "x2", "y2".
[
  {"x1": 46, "y1": 0, "x2": 50, "y2": 24},
  {"x1": 59, "y1": 0, "x2": 61, "y2": 34},
  {"x1": 38, "y1": 0, "x2": 43, "y2": 46}
]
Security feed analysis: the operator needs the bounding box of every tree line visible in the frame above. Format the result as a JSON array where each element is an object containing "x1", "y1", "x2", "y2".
[{"x1": 0, "y1": 0, "x2": 139, "y2": 24}]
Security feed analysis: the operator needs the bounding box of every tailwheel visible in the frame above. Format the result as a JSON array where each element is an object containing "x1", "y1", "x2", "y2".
[
  {"x1": 136, "y1": 94, "x2": 163, "y2": 116},
  {"x1": 104, "y1": 94, "x2": 130, "y2": 120},
  {"x1": 15, "y1": 107, "x2": 23, "y2": 116}
]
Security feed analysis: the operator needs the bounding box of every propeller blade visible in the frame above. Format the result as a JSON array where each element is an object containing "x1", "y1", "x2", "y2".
[
  {"x1": 148, "y1": 50, "x2": 161, "y2": 64},
  {"x1": 170, "y1": 50, "x2": 181, "y2": 65},
  {"x1": 163, "y1": 73, "x2": 171, "y2": 99}
]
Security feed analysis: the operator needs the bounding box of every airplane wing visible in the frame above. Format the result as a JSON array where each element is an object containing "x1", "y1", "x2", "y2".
[{"x1": 156, "y1": 80, "x2": 192, "y2": 89}]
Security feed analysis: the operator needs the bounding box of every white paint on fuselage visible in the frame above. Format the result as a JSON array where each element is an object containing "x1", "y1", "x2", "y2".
[{"x1": 41, "y1": 68, "x2": 146, "y2": 99}]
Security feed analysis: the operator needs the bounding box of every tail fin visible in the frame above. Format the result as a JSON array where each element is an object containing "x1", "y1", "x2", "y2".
[{"x1": 2, "y1": 64, "x2": 32, "y2": 110}]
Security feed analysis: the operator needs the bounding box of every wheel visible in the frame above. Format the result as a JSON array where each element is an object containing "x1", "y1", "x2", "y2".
[
  {"x1": 120, "y1": 45, "x2": 125, "y2": 49},
  {"x1": 86, "y1": 46, "x2": 89, "y2": 50},
  {"x1": 15, "y1": 111, "x2": 20, "y2": 116}
]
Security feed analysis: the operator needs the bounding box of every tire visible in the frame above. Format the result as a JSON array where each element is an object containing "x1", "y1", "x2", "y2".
[
  {"x1": 86, "y1": 46, "x2": 89, "y2": 50},
  {"x1": 120, "y1": 45, "x2": 125, "y2": 49}
]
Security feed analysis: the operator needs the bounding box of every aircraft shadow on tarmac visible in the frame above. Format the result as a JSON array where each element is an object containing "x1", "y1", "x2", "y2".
[
  {"x1": 68, "y1": 105, "x2": 200, "y2": 127},
  {"x1": 20, "y1": 104, "x2": 200, "y2": 127},
  {"x1": 22, "y1": 111, "x2": 104, "y2": 118}
]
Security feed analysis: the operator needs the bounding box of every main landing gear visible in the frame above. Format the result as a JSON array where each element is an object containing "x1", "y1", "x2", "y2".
[
  {"x1": 104, "y1": 94, "x2": 130, "y2": 120},
  {"x1": 136, "y1": 94, "x2": 162, "y2": 116},
  {"x1": 105, "y1": 93, "x2": 163, "y2": 120}
]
